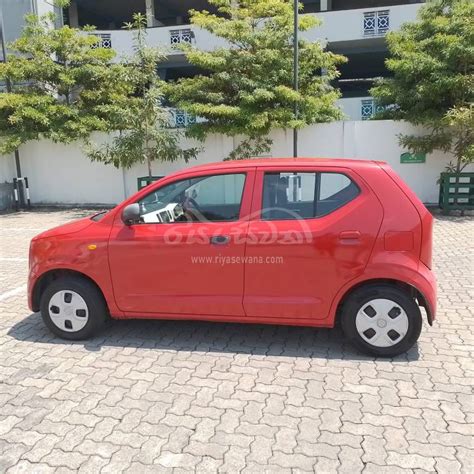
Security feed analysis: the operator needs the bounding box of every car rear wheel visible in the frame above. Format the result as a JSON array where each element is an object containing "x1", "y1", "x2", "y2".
[
  {"x1": 40, "y1": 276, "x2": 107, "y2": 340},
  {"x1": 341, "y1": 284, "x2": 422, "y2": 357}
]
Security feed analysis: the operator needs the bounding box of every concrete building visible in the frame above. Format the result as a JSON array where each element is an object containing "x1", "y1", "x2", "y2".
[
  {"x1": 0, "y1": 0, "x2": 59, "y2": 51},
  {"x1": 0, "y1": 1, "x2": 427, "y2": 122},
  {"x1": 62, "y1": 0, "x2": 425, "y2": 121}
]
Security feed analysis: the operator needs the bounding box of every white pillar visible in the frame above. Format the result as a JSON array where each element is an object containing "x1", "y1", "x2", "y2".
[
  {"x1": 320, "y1": 0, "x2": 332, "y2": 12},
  {"x1": 33, "y1": 0, "x2": 53, "y2": 16},
  {"x1": 145, "y1": 0, "x2": 156, "y2": 27}
]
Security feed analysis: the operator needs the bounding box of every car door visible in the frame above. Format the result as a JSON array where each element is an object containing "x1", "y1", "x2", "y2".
[
  {"x1": 243, "y1": 166, "x2": 383, "y2": 321},
  {"x1": 108, "y1": 168, "x2": 256, "y2": 317}
]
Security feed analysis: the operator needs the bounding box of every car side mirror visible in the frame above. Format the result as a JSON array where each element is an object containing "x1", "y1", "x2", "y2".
[{"x1": 122, "y1": 203, "x2": 140, "y2": 226}]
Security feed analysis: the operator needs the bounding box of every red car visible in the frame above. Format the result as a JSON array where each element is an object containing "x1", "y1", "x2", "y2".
[{"x1": 28, "y1": 159, "x2": 436, "y2": 356}]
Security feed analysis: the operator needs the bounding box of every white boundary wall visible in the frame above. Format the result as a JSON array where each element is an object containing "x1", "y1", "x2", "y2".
[{"x1": 0, "y1": 120, "x2": 466, "y2": 205}]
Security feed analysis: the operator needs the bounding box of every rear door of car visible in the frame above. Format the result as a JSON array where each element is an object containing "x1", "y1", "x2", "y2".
[{"x1": 243, "y1": 165, "x2": 384, "y2": 322}]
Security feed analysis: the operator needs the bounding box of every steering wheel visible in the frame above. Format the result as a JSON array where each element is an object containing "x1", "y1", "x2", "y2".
[{"x1": 183, "y1": 197, "x2": 203, "y2": 220}]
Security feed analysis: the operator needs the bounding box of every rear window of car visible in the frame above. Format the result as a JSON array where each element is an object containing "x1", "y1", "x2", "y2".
[{"x1": 261, "y1": 171, "x2": 359, "y2": 220}]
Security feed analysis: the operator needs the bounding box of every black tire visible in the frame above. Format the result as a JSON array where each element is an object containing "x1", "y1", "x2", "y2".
[
  {"x1": 341, "y1": 284, "x2": 422, "y2": 357},
  {"x1": 40, "y1": 276, "x2": 108, "y2": 340}
]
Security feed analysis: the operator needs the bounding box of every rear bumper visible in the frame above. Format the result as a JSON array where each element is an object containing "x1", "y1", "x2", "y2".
[{"x1": 417, "y1": 262, "x2": 437, "y2": 325}]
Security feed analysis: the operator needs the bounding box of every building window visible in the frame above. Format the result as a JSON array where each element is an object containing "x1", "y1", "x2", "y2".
[
  {"x1": 89, "y1": 33, "x2": 112, "y2": 49},
  {"x1": 170, "y1": 29, "x2": 195, "y2": 47},
  {"x1": 363, "y1": 10, "x2": 390, "y2": 37},
  {"x1": 62, "y1": 7, "x2": 70, "y2": 26},
  {"x1": 301, "y1": 1, "x2": 321, "y2": 13}
]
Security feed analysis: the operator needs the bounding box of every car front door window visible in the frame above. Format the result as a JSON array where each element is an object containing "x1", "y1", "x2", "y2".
[{"x1": 138, "y1": 173, "x2": 246, "y2": 224}]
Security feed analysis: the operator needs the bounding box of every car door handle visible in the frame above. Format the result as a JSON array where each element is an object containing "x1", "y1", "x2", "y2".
[
  {"x1": 210, "y1": 235, "x2": 230, "y2": 245},
  {"x1": 339, "y1": 231, "x2": 361, "y2": 240}
]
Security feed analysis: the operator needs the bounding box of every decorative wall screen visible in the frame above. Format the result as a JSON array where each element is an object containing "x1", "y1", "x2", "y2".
[
  {"x1": 361, "y1": 100, "x2": 375, "y2": 120},
  {"x1": 361, "y1": 99, "x2": 386, "y2": 120},
  {"x1": 363, "y1": 10, "x2": 390, "y2": 37},
  {"x1": 170, "y1": 29, "x2": 194, "y2": 46},
  {"x1": 90, "y1": 33, "x2": 112, "y2": 49},
  {"x1": 170, "y1": 109, "x2": 197, "y2": 128}
]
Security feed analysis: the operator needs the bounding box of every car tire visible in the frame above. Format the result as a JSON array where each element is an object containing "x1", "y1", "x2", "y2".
[
  {"x1": 341, "y1": 284, "x2": 422, "y2": 357},
  {"x1": 40, "y1": 276, "x2": 108, "y2": 340}
]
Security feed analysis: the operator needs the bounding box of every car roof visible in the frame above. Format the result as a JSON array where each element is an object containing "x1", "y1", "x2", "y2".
[{"x1": 179, "y1": 157, "x2": 384, "y2": 174}]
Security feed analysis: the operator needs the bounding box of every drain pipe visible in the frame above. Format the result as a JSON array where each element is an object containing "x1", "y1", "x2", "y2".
[{"x1": 0, "y1": 7, "x2": 25, "y2": 208}]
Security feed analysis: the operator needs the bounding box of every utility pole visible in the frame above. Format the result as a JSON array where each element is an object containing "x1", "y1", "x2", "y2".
[
  {"x1": 0, "y1": 6, "x2": 25, "y2": 208},
  {"x1": 293, "y1": 0, "x2": 298, "y2": 158}
]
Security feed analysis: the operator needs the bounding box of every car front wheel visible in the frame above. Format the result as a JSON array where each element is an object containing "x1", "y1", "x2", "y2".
[
  {"x1": 341, "y1": 284, "x2": 422, "y2": 357},
  {"x1": 40, "y1": 276, "x2": 107, "y2": 340}
]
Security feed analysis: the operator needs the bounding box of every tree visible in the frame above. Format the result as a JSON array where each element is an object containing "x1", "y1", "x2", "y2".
[
  {"x1": 166, "y1": 0, "x2": 346, "y2": 160},
  {"x1": 86, "y1": 14, "x2": 199, "y2": 176},
  {"x1": 371, "y1": 0, "x2": 474, "y2": 172},
  {"x1": 0, "y1": 1, "x2": 130, "y2": 155}
]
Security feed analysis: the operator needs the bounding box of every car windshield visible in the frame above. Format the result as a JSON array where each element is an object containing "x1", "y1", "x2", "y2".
[{"x1": 90, "y1": 210, "x2": 108, "y2": 222}]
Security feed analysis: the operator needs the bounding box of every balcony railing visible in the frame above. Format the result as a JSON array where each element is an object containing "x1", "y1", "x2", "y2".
[
  {"x1": 363, "y1": 10, "x2": 390, "y2": 37},
  {"x1": 89, "y1": 33, "x2": 112, "y2": 49},
  {"x1": 170, "y1": 29, "x2": 195, "y2": 47}
]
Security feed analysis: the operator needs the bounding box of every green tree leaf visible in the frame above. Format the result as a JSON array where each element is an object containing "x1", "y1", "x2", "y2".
[
  {"x1": 371, "y1": 0, "x2": 474, "y2": 172},
  {"x1": 0, "y1": 9, "x2": 130, "y2": 154},
  {"x1": 85, "y1": 14, "x2": 199, "y2": 175},
  {"x1": 166, "y1": 0, "x2": 346, "y2": 160}
]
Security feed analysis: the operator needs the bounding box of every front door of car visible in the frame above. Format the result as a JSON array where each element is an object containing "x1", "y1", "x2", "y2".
[
  {"x1": 108, "y1": 169, "x2": 255, "y2": 316},
  {"x1": 243, "y1": 167, "x2": 383, "y2": 321}
]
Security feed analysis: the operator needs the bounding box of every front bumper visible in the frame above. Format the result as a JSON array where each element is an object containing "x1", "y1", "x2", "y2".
[{"x1": 27, "y1": 270, "x2": 39, "y2": 312}]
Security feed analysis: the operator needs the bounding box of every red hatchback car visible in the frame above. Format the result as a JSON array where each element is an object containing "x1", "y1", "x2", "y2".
[{"x1": 28, "y1": 159, "x2": 436, "y2": 356}]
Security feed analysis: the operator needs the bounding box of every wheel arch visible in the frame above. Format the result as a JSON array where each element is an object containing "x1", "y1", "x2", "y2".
[
  {"x1": 31, "y1": 269, "x2": 108, "y2": 313},
  {"x1": 334, "y1": 278, "x2": 433, "y2": 326}
]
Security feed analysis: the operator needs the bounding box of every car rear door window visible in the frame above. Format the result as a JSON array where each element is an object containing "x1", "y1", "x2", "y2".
[
  {"x1": 262, "y1": 172, "x2": 316, "y2": 220},
  {"x1": 317, "y1": 172, "x2": 359, "y2": 216},
  {"x1": 261, "y1": 171, "x2": 359, "y2": 220}
]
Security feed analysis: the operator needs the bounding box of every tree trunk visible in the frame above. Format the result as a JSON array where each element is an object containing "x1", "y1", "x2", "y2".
[
  {"x1": 456, "y1": 154, "x2": 462, "y2": 174},
  {"x1": 147, "y1": 156, "x2": 152, "y2": 178}
]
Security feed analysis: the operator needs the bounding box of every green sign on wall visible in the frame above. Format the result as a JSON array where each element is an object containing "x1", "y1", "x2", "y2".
[{"x1": 400, "y1": 152, "x2": 426, "y2": 164}]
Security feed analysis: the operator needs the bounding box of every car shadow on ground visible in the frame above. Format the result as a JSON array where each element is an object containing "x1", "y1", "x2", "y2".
[{"x1": 8, "y1": 312, "x2": 420, "y2": 362}]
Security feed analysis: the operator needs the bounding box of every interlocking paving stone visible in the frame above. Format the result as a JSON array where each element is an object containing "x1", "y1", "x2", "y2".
[{"x1": 0, "y1": 209, "x2": 473, "y2": 473}]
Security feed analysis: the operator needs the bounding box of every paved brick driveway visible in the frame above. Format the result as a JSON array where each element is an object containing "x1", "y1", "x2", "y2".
[{"x1": 0, "y1": 209, "x2": 472, "y2": 473}]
